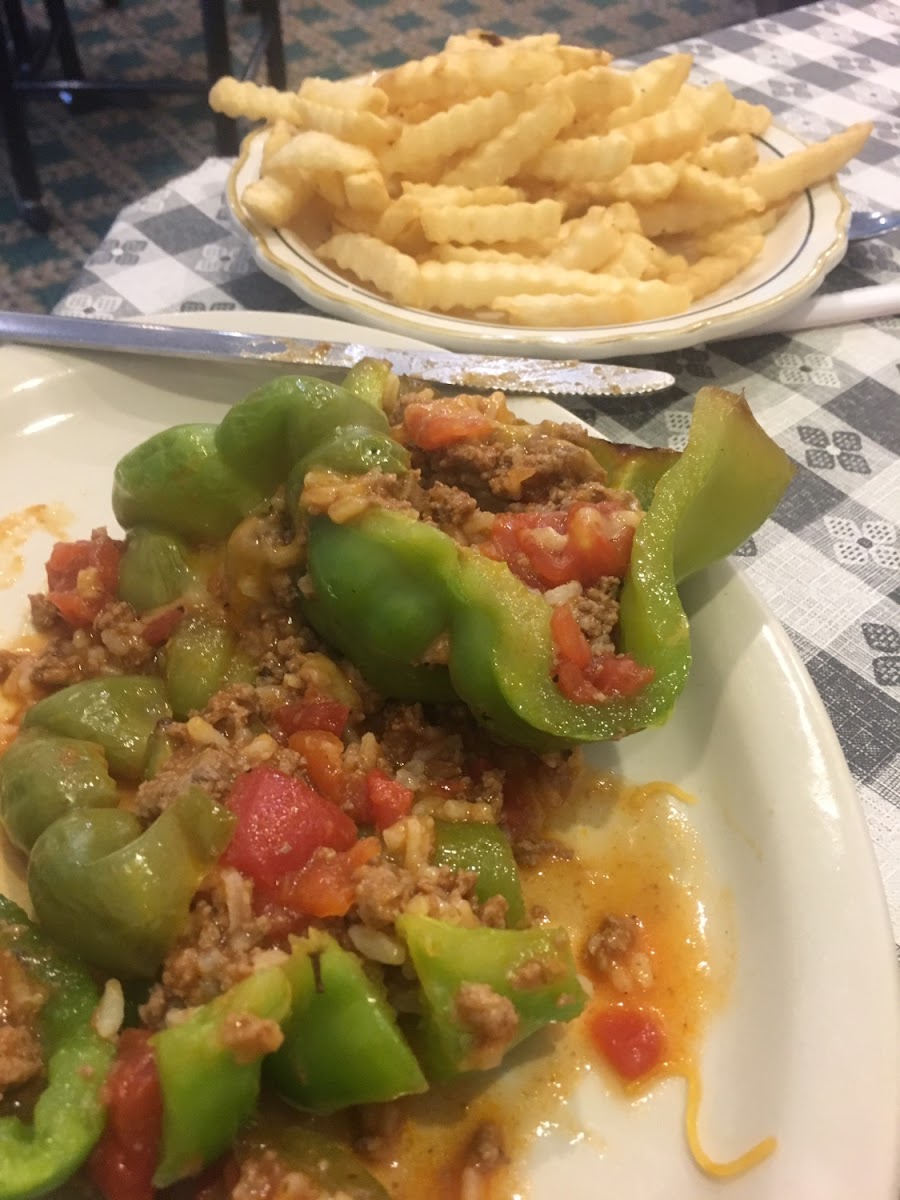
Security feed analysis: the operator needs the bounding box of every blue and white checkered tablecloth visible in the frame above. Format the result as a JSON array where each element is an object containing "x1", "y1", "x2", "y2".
[{"x1": 55, "y1": 0, "x2": 900, "y2": 949}]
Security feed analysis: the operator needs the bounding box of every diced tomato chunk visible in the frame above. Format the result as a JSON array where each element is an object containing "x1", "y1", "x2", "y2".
[
  {"x1": 550, "y1": 598, "x2": 653, "y2": 705},
  {"x1": 88, "y1": 1028, "x2": 162, "y2": 1200},
  {"x1": 482, "y1": 502, "x2": 637, "y2": 591},
  {"x1": 549, "y1": 603, "x2": 592, "y2": 670},
  {"x1": 45, "y1": 530, "x2": 123, "y2": 629},
  {"x1": 555, "y1": 651, "x2": 654, "y2": 703},
  {"x1": 287, "y1": 730, "x2": 346, "y2": 803},
  {"x1": 588, "y1": 1006, "x2": 666, "y2": 1082},
  {"x1": 403, "y1": 398, "x2": 495, "y2": 450},
  {"x1": 276, "y1": 837, "x2": 380, "y2": 918},
  {"x1": 221, "y1": 765, "x2": 357, "y2": 895},
  {"x1": 585, "y1": 652, "x2": 655, "y2": 697},
  {"x1": 366, "y1": 768, "x2": 414, "y2": 831},
  {"x1": 273, "y1": 698, "x2": 350, "y2": 738},
  {"x1": 140, "y1": 605, "x2": 186, "y2": 647}
]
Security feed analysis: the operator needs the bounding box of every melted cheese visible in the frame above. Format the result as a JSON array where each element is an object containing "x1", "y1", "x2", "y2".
[{"x1": 682, "y1": 1067, "x2": 777, "y2": 1177}]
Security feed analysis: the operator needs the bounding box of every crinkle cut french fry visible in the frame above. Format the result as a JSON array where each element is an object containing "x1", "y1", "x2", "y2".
[
  {"x1": 298, "y1": 76, "x2": 389, "y2": 114},
  {"x1": 431, "y1": 244, "x2": 535, "y2": 265},
  {"x1": 718, "y1": 97, "x2": 772, "y2": 137},
  {"x1": 209, "y1": 76, "x2": 304, "y2": 124},
  {"x1": 527, "y1": 131, "x2": 634, "y2": 183},
  {"x1": 691, "y1": 134, "x2": 758, "y2": 177},
  {"x1": 616, "y1": 99, "x2": 705, "y2": 164},
  {"x1": 637, "y1": 165, "x2": 764, "y2": 237},
  {"x1": 343, "y1": 170, "x2": 391, "y2": 213},
  {"x1": 418, "y1": 259, "x2": 686, "y2": 312},
  {"x1": 606, "y1": 53, "x2": 694, "y2": 128},
  {"x1": 443, "y1": 93, "x2": 576, "y2": 187},
  {"x1": 268, "y1": 131, "x2": 380, "y2": 182},
  {"x1": 318, "y1": 232, "x2": 422, "y2": 307},
  {"x1": 491, "y1": 279, "x2": 693, "y2": 326},
  {"x1": 549, "y1": 206, "x2": 626, "y2": 271},
  {"x1": 547, "y1": 65, "x2": 634, "y2": 121},
  {"x1": 242, "y1": 175, "x2": 311, "y2": 227},
  {"x1": 383, "y1": 92, "x2": 518, "y2": 178},
  {"x1": 378, "y1": 41, "x2": 566, "y2": 108},
  {"x1": 668, "y1": 235, "x2": 764, "y2": 300},
  {"x1": 592, "y1": 161, "x2": 682, "y2": 205},
  {"x1": 742, "y1": 121, "x2": 873, "y2": 207},
  {"x1": 261, "y1": 120, "x2": 298, "y2": 172},
  {"x1": 419, "y1": 199, "x2": 564, "y2": 246},
  {"x1": 402, "y1": 183, "x2": 527, "y2": 206},
  {"x1": 294, "y1": 97, "x2": 398, "y2": 148}
]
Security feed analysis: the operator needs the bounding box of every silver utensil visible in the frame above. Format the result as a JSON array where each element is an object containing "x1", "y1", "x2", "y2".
[
  {"x1": 847, "y1": 210, "x2": 900, "y2": 242},
  {"x1": 0, "y1": 311, "x2": 675, "y2": 398}
]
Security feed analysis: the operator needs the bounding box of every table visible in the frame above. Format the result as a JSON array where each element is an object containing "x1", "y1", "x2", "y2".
[{"x1": 52, "y1": 0, "x2": 900, "y2": 950}]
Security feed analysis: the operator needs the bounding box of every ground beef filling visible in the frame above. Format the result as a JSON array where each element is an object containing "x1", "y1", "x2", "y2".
[{"x1": 0, "y1": 948, "x2": 48, "y2": 1100}]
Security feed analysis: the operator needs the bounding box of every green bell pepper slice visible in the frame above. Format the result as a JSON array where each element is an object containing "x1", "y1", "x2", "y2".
[
  {"x1": 116, "y1": 525, "x2": 202, "y2": 613},
  {"x1": 302, "y1": 387, "x2": 794, "y2": 749},
  {"x1": 238, "y1": 1103, "x2": 390, "y2": 1199},
  {"x1": 432, "y1": 820, "x2": 526, "y2": 928},
  {"x1": 283, "y1": 426, "x2": 409, "y2": 529},
  {"x1": 113, "y1": 424, "x2": 268, "y2": 544},
  {"x1": 341, "y1": 356, "x2": 395, "y2": 409},
  {"x1": 0, "y1": 730, "x2": 117, "y2": 853},
  {"x1": 301, "y1": 513, "x2": 456, "y2": 703},
  {"x1": 21, "y1": 676, "x2": 171, "y2": 780},
  {"x1": 397, "y1": 914, "x2": 586, "y2": 1081},
  {"x1": 152, "y1": 965, "x2": 292, "y2": 1188},
  {"x1": 27, "y1": 787, "x2": 235, "y2": 978},
  {"x1": 266, "y1": 929, "x2": 427, "y2": 1113},
  {"x1": 215, "y1": 375, "x2": 390, "y2": 494},
  {"x1": 0, "y1": 895, "x2": 115, "y2": 1200},
  {"x1": 163, "y1": 612, "x2": 239, "y2": 719}
]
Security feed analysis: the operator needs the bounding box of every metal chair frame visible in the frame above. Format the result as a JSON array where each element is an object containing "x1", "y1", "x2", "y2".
[{"x1": 0, "y1": 0, "x2": 285, "y2": 230}]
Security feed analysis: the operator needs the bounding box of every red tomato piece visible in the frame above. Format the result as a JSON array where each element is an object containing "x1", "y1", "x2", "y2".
[
  {"x1": 585, "y1": 652, "x2": 655, "y2": 698},
  {"x1": 287, "y1": 730, "x2": 346, "y2": 804},
  {"x1": 221, "y1": 765, "x2": 357, "y2": 895},
  {"x1": 366, "y1": 768, "x2": 414, "y2": 831},
  {"x1": 88, "y1": 1028, "x2": 162, "y2": 1200},
  {"x1": 46, "y1": 530, "x2": 123, "y2": 628},
  {"x1": 140, "y1": 605, "x2": 186, "y2": 647},
  {"x1": 569, "y1": 504, "x2": 635, "y2": 580},
  {"x1": 273, "y1": 698, "x2": 350, "y2": 738},
  {"x1": 403, "y1": 398, "x2": 495, "y2": 450},
  {"x1": 277, "y1": 837, "x2": 380, "y2": 918},
  {"x1": 481, "y1": 503, "x2": 636, "y2": 591},
  {"x1": 550, "y1": 602, "x2": 592, "y2": 670},
  {"x1": 588, "y1": 1006, "x2": 666, "y2": 1082}
]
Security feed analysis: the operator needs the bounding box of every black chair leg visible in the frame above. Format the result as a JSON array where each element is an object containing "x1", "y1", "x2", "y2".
[
  {"x1": 41, "y1": 0, "x2": 84, "y2": 78},
  {"x1": 261, "y1": 0, "x2": 285, "y2": 89},
  {"x1": 3, "y1": 0, "x2": 33, "y2": 66},
  {"x1": 0, "y1": 19, "x2": 50, "y2": 231},
  {"x1": 199, "y1": 0, "x2": 239, "y2": 155}
]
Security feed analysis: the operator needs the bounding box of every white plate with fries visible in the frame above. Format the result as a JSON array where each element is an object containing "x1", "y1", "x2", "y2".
[{"x1": 214, "y1": 35, "x2": 869, "y2": 360}]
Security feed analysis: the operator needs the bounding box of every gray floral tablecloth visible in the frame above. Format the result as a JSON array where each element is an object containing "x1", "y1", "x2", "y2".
[{"x1": 54, "y1": 0, "x2": 900, "y2": 949}]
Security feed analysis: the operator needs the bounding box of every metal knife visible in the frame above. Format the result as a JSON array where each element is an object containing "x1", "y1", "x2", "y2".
[{"x1": 0, "y1": 312, "x2": 674, "y2": 399}]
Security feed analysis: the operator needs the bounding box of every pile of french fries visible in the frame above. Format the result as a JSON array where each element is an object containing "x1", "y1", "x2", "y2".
[{"x1": 210, "y1": 31, "x2": 872, "y2": 328}]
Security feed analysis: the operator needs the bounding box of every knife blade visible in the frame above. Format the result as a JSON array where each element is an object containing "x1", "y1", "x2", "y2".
[{"x1": 0, "y1": 312, "x2": 674, "y2": 399}]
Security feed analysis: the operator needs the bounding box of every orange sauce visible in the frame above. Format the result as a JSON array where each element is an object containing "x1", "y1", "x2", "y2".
[
  {"x1": 360, "y1": 766, "x2": 772, "y2": 1198},
  {"x1": 0, "y1": 503, "x2": 71, "y2": 590}
]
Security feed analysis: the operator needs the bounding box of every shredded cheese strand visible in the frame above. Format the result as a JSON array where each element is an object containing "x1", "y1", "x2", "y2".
[
  {"x1": 626, "y1": 781, "x2": 698, "y2": 806},
  {"x1": 682, "y1": 1068, "x2": 777, "y2": 1178}
]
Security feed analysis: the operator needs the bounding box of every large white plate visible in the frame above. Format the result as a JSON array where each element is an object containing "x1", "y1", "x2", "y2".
[
  {"x1": 226, "y1": 128, "x2": 849, "y2": 360},
  {"x1": 0, "y1": 312, "x2": 897, "y2": 1198}
]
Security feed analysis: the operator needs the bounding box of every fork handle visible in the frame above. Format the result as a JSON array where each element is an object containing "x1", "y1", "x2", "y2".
[{"x1": 749, "y1": 282, "x2": 900, "y2": 336}]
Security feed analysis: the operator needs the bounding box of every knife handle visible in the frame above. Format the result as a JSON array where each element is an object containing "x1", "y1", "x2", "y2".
[{"x1": 748, "y1": 281, "x2": 900, "y2": 336}]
